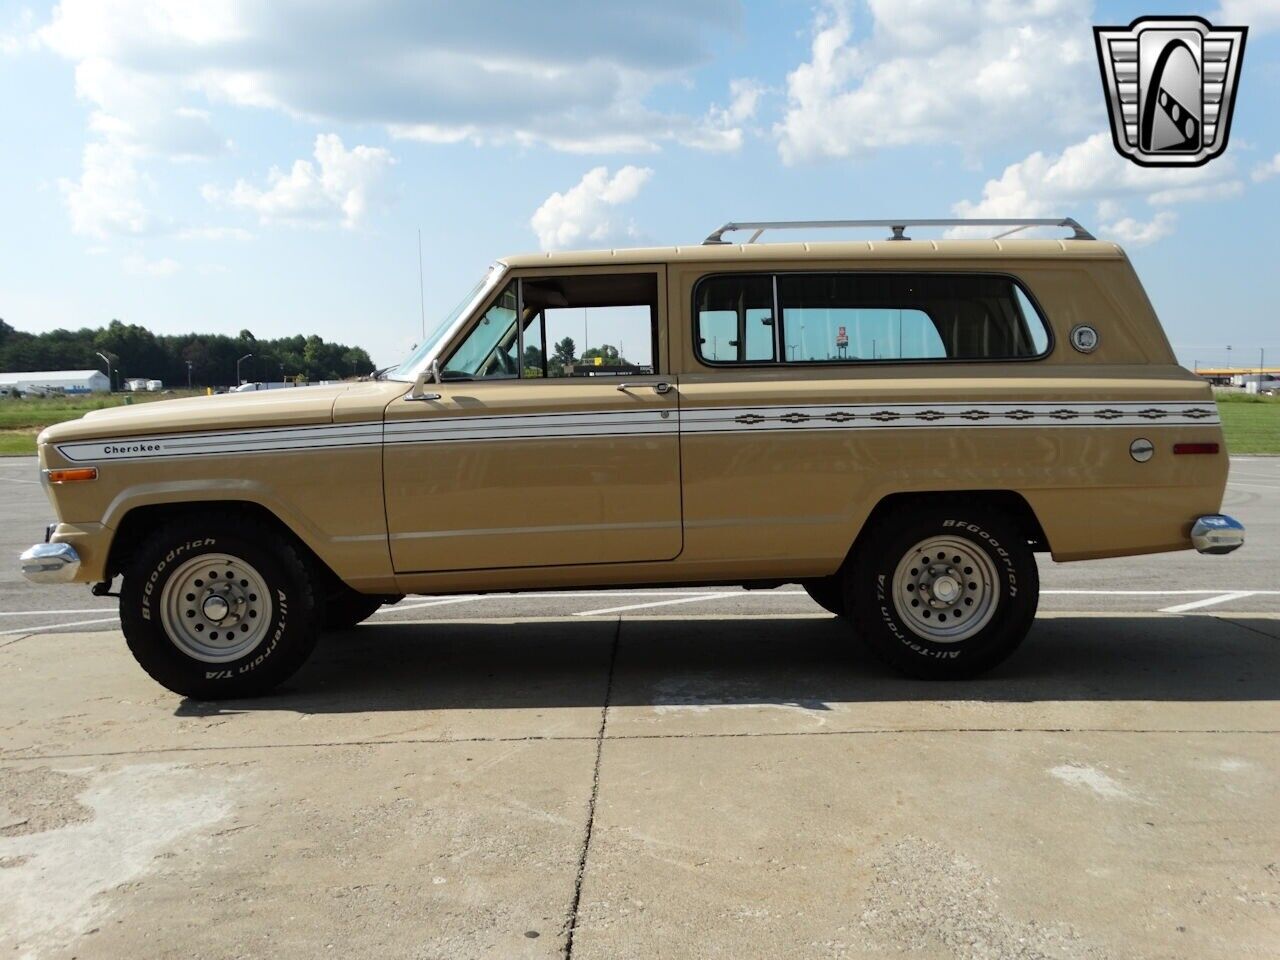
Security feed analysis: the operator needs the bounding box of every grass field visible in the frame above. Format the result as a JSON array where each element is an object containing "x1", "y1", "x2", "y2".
[
  {"x1": 1215, "y1": 392, "x2": 1280, "y2": 455},
  {"x1": 1, "y1": 390, "x2": 1277, "y2": 456},
  {"x1": 0, "y1": 393, "x2": 197, "y2": 455}
]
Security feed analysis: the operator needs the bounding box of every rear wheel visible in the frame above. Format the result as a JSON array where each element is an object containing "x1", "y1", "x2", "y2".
[
  {"x1": 119, "y1": 517, "x2": 320, "y2": 698},
  {"x1": 802, "y1": 576, "x2": 847, "y2": 617},
  {"x1": 847, "y1": 505, "x2": 1038, "y2": 679}
]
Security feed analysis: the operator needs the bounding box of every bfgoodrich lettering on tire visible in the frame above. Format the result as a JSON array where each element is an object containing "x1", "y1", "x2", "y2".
[
  {"x1": 120, "y1": 516, "x2": 320, "y2": 698},
  {"x1": 847, "y1": 505, "x2": 1039, "y2": 679}
]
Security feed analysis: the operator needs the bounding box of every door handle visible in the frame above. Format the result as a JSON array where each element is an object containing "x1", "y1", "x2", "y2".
[
  {"x1": 617, "y1": 381, "x2": 673, "y2": 395},
  {"x1": 404, "y1": 392, "x2": 442, "y2": 402}
]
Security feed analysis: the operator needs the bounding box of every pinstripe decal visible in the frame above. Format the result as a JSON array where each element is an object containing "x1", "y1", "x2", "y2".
[{"x1": 54, "y1": 401, "x2": 1219, "y2": 463}]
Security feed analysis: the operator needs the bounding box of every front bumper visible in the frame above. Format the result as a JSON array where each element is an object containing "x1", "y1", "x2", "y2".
[
  {"x1": 1190, "y1": 514, "x2": 1245, "y2": 555},
  {"x1": 20, "y1": 542, "x2": 82, "y2": 583}
]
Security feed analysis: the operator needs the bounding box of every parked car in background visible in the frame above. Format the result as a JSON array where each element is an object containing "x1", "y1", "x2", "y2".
[{"x1": 22, "y1": 217, "x2": 1244, "y2": 698}]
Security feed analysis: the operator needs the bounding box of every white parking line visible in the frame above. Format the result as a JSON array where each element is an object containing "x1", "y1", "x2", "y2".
[
  {"x1": 0, "y1": 608, "x2": 118, "y2": 617},
  {"x1": 0, "y1": 476, "x2": 38, "y2": 484},
  {"x1": 1227, "y1": 481, "x2": 1280, "y2": 492},
  {"x1": 1043, "y1": 589, "x2": 1280, "y2": 596},
  {"x1": 375, "y1": 595, "x2": 482, "y2": 613},
  {"x1": 0, "y1": 615, "x2": 119, "y2": 637},
  {"x1": 1159, "y1": 592, "x2": 1257, "y2": 614},
  {"x1": 574, "y1": 594, "x2": 726, "y2": 617}
]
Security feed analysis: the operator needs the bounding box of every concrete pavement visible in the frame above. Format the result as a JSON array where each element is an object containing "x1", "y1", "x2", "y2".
[{"x1": 2, "y1": 455, "x2": 1278, "y2": 957}]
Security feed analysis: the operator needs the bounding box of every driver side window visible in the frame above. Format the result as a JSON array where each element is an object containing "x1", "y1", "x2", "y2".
[{"x1": 442, "y1": 281, "x2": 520, "y2": 379}]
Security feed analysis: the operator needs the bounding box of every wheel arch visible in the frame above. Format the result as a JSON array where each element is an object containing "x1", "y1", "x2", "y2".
[
  {"x1": 105, "y1": 499, "x2": 342, "y2": 590},
  {"x1": 853, "y1": 490, "x2": 1051, "y2": 559}
]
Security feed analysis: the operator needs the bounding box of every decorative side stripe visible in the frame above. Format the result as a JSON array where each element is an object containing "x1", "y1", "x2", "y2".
[
  {"x1": 56, "y1": 422, "x2": 383, "y2": 463},
  {"x1": 54, "y1": 401, "x2": 1219, "y2": 463},
  {"x1": 680, "y1": 401, "x2": 1219, "y2": 433}
]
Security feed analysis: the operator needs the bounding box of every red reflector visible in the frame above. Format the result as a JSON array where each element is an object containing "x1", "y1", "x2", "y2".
[{"x1": 1173, "y1": 443, "x2": 1219, "y2": 455}]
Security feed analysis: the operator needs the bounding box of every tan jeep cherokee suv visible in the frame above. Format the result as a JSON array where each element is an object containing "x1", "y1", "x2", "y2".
[{"x1": 21, "y1": 218, "x2": 1244, "y2": 698}]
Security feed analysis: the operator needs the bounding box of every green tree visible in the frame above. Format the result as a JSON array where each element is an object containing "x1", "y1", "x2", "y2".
[{"x1": 551, "y1": 337, "x2": 576, "y2": 370}]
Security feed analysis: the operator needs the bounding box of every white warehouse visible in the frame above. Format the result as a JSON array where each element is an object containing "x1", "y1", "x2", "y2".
[{"x1": 0, "y1": 369, "x2": 111, "y2": 395}]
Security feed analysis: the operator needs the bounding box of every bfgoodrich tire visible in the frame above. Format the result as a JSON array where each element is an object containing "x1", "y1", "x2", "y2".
[
  {"x1": 848, "y1": 505, "x2": 1039, "y2": 679},
  {"x1": 803, "y1": 576, "x2": 847, "y2": 617},
  {"x1": 322, "y1": 589, "x2": 398, "y2": 630},
  {"x1": 119, "y1": 517, "x2": 321, "y2": 699}
]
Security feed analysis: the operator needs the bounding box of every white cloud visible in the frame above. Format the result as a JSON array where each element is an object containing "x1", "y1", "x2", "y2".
[
  {"x1": 1216, "y1": 1, "x2": 1280, "y2": 33},
  {"x1": 1100, "y1": 212, "x2": 1176, "y2": 245},
  {"x1": 204, "y1": 134, "x2": 395, "y2": 229},
  {"x1": 693, "y1": 78, "x2": 766, "y2": 151},
  {"x1": 121, "y1": 253, "x2": 181, "y2": 277},
  {"x1": 1252, "y1": 153, "x2": 1280, "y2": 182},
  {"x1": 176, "y1": 225, "x2": 252, "y2": 241},
  {"x1": 38, "y1": 0, "x2": 746, "y2": 155},
  {"x1": 0, "y1": 7, "x2": 38, "y2": 54},
  {"x1": 951, "y1": 132, "x2": 1243, "y2": 245},
  {"x1": 775, "y1": 0, "x2": 1095, "y2": 164},
  {"x1": 530, "y1": 166, "x2": 654, "y2": 251},
  {"x1": 59, "y1": 142, "x2": 153, "y2": 238}
]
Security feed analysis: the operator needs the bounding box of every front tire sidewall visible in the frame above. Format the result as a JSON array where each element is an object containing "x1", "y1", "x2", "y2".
[
  {"x1": 851, "y1": 510, "x2": 1038, "y2": 678},
  {"x1": 121, "y1": 529, "x2": 316, "y2": 698}
]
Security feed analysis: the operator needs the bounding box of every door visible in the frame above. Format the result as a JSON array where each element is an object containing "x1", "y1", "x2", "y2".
[{"x1": 384, "y1": 266, "x2": 682, "y2": 573}]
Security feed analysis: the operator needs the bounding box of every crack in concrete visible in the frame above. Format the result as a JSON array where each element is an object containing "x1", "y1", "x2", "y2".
[
  {"x1": 561, "y1": 616, "x2": 620, "y2": 959},
  {"x1": 1215, "y1": 614, "x2": 1280, "y2": 642},
  {"x1": 3, "y1": 725, "x2": 1277, "y2": 765}
]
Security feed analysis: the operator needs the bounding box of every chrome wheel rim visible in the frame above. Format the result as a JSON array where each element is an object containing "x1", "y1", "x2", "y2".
[
  {"x1": 891, "y1": 536, "x2": 1000, "y2": 643},
  {"x1": 159, "y1": 553, "x2": 273, "y2": 663}
]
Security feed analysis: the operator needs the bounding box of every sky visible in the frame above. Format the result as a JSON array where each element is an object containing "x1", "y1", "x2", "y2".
[{"x1": 1, "y1": 0, "x2": 1278, "y2": 371}]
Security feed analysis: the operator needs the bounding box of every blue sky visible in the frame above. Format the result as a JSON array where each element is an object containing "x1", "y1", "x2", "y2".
[{"x1": 1, "y1": 0, "x2": 1277, "y2": 370}]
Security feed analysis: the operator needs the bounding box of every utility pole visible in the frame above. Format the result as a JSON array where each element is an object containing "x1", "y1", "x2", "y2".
[
  {"x1": 186, "y1": 360, "x2": 193, "y2": 390},
  {"x1": 95, "y1": 351, "x2": 113, "y2": 393}
]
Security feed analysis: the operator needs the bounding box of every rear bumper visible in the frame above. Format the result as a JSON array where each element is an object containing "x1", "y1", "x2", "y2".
[
  {"x1": 20, "y1": 542, "x2": 82, "y2": 583},
  {"x1": 1190, "y1": 514, "x2": 1245, "y2": 555}
]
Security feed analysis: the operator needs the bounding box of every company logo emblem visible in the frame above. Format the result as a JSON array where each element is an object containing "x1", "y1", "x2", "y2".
[{"x1": 1094, "y1": 16, "x2": 1246, "y2": 167}]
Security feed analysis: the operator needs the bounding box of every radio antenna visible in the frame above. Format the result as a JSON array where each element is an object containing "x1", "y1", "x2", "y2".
[{"x1": 417, "y1": 228, "x2": 426, "y2": 341}]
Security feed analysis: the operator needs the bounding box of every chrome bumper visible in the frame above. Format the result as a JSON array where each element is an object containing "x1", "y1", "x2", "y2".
[
  {"x1": 1190, "y1": 514, "x2": 1245, "y2": 555},
  {"x1": 20, "y1": 542, "x2": 82, "y2": 583}
]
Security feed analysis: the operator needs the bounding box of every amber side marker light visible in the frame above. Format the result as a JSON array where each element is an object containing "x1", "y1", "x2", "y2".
[
  {"x1": 46, "y1": 467, "x2": 98, "y2": 483},
  {"x1": 1173, "y1": 443, "x2": 1220, "y2": 455}
]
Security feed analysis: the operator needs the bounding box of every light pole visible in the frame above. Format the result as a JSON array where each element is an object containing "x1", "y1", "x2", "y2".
[
  {"x1": 237, "y1": 353, "x2": 253, "y2": 387},
  {"x1": 95, "y1": 351, "x2": 113, "y2": 393},
  {"x1": 185, "y1": 360, "x2": 193, "y2": 390}
]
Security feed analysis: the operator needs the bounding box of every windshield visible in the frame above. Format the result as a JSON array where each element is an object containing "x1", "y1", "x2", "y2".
[{"x1": 387, "y1": 263, "x2": 506, "y2": 381}]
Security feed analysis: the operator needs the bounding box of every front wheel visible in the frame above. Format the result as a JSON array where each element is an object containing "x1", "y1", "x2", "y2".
[
  {"x1": 802, "y1": 576, "x2": 847, "y2": 617},
  {"x1": 322, "y1": 589, "x2": 400, "y2": 630},
  {"x1": 119, "y1": 517, "x2": 321, "y2": 699},
  {"x1": 847, "y1": 505, "x2": 1039, "y2": 679}
]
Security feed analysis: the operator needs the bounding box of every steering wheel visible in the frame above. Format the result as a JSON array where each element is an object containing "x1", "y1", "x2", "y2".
[{"x1": 491, "y1": 348, "x2": 516, "y2": 376}]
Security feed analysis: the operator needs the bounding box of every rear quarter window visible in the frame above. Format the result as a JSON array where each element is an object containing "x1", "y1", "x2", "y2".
[{"x1": 693, "y1": 272, "x2": 1051, "y2": 365}]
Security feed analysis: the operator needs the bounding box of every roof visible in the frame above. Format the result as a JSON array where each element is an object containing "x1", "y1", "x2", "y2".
[
  {"x1": 0, "y1": 369, "x2": 108, "y2": 383},
  {"x1": 499, "y1": 238, "x2": 1126, "y2": 270}
]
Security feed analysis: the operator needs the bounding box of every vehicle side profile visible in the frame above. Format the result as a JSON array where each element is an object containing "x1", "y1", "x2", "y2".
[{"x1": 22, "y1": 218, "x2": 1245, "y2": 697}]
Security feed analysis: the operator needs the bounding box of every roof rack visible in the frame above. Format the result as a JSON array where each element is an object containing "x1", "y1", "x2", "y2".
[{"x1": 702, "y1": 218, "x2": 1095, "y2": 245}]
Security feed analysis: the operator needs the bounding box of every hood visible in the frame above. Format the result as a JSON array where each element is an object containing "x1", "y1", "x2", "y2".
[{"x1": 40, "y1": 382, "x2": 358, "y2": 445}]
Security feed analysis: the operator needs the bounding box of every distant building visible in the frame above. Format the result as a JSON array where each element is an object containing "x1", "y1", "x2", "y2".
[{"x1": 0, "y1": 369, "x2": 110, "y2": 395}]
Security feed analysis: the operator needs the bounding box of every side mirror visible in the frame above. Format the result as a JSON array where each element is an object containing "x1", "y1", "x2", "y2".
[{"x1": 407, "y1": 359, "x2": 444, "y2": 401}]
